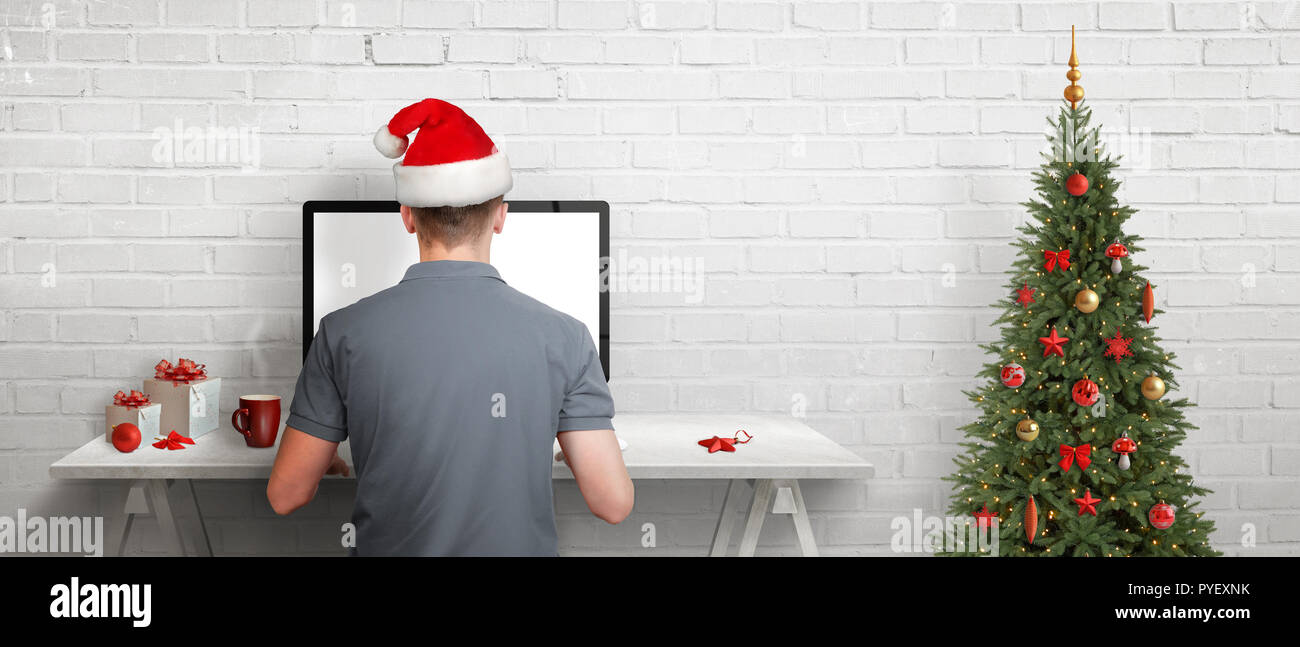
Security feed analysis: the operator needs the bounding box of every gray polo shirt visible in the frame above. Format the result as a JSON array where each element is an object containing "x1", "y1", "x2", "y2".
[{"x1": 287, "y1": 260, "x2": 614, "y2": 556}]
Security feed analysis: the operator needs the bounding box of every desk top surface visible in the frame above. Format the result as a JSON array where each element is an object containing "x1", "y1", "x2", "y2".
[{"x1": 50, "y1": 413, "x2": 873, "y2": 481}]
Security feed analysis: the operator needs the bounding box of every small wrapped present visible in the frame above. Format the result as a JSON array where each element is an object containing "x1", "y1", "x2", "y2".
[
  {"x1": 142, "y1": 358, "x2": 222, "y2": 439},
  {"x1": 105, "y1": 390, "x2": 161, "y2": 443}
]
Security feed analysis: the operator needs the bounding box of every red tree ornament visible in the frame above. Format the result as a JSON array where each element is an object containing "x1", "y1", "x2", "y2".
[
  {"x1": 1074, "y1": 489, "x2": 1101, "y2": 516},
  {"x1": 1065, "y1": 172, "x2": 1089, "y2": 196},
  {"x1": 1143, "y1": 282, "x2": 1155, "y2": 323},
  {"x1": 1112, "y1": 432, "x2": 1137, "y2": 470},
  {"x1": 1038, "y1": 327, "x2": 1070, "y2": 358},
  {"x1": 1072, "y1": 378, "x2": 1100, "y2": 407},
  {"x1": 111, "y1": 423, "x2": 141, "y2": 453},
  {"x1": 1105, "y1": 239, "x2": 1129, "y2": 274},
  {"x1": 1015, "y1": 283, "x2": 1036, "y2": 308},
  {"x1": 1103, "y1": 329, "x2": 1134, "y2": 363},
  {"x1": 1001, "y1": 363, "x2": 1027, "y2": 388},
  {"x1": 1043, "y1": 249, "x2": 1071, "y2": 272},
  {"x1": 1025, "y1": 496, "x2": 1038, "y2": 544},
  {"x1": 974, "y1": 504, "x2": 999, "y2": 530},
  {"x1": 1058, "y1": 444, "x2": 1092, "y2": 472},
  {"x1": 1149, "y1": 502, "x2": 1176, "y2": 529}
]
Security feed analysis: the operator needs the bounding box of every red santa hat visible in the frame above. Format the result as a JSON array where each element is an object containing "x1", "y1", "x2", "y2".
[{"x1": 373, "y1": 98, "x2": 512, "y2": 208}]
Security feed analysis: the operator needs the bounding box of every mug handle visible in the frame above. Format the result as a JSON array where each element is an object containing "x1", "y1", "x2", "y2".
[{"x1": 232, "y1": 408, "x2": 251, "y2": 439}]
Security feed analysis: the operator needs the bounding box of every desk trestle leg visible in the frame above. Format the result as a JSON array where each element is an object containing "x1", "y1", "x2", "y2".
[
  {"x1": 114, "y1": 479, "x2": 188, "y2": 556},
  {"x1": 710, "y1": 478, "x2": 819, "y2": 557}
]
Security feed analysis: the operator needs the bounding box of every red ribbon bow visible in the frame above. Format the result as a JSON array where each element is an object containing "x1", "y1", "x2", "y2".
[
  {"x1": 1058, "y1": 443, "x2": 1092, "y2": 472},
  {"x1": 1043, "y1": 249, "x2": 1071, "y2": 272},
  {"x1": 112, "y1": 389, "x2": 151, "y2": 408},
  {"x1": 152, "y1": 430, "x2": 196, "y2": 451},
  {"x1": 154, "y1": 358, "x2": 207, "y2": 385},
  {"x1": 698, "y1": 430, "x2": 753, "y2": 454}
]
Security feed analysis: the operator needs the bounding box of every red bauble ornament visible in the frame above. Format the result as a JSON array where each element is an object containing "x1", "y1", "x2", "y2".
[
  {"x1": 1065, "y1": 172, "x2": 1089, "y2": 196},
  {"x1": 1149, "y1": 502, "x2": 1176, "y2": 529},
  {"x1": 111, "y1": 423, "x2": 141, "y2": 453},
  {"x1": 1000, "y1": 363, "x2": 1027, "y2": 388},
  {"x1": 1071, "y1": 378, "x2": 1100, "y2": 407}
]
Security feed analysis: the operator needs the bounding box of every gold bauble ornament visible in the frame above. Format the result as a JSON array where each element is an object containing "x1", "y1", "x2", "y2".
[
  {"x1": 1074, "y1": 288, "x2": 1099, "y2": 313},
  {"x1": 1016, "y1": 418, "x2": 1040, "y2": 441},
  {"x1": 1064, "y1": 83, "x2": 1084, "y2": 104},
  {"x1": 1141, "y1": 375, "x2": 1166, "y2": 400}
]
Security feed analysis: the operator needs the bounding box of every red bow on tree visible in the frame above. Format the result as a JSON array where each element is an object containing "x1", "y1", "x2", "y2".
[
  {"x1": 154, "y1": 358, "x2": 207, "y2": 385},
  {"x1": 112, "y1": 390, "x2": 151, "y2": 408},
  {"x1": 1058, "y1": 444, "x2": 1092, "y2": 472},
  {"x1": 698, "y1": 430, "x2": 753, "y2": 453},
  {"x1": 152, "y1": 430, "x2": 195, "y2": 451},
  {"x1": 1043, "y1": 249, "x2": 1071, "y2": 272}
]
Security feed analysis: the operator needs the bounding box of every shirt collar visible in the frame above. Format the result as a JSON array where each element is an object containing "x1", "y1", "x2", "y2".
[{"x1": 400, "y1": 260, "x2": 504, "y2": 284}]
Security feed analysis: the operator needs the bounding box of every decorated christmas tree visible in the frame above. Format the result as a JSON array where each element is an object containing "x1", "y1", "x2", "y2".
[{"x1": 944, "y1": 30, "x2": 1219, "y2": 556}]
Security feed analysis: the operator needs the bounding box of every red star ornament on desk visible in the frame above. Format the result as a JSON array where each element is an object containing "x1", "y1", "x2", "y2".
[
  {"x1": 1015, "y1": 284, "x2": 1036, "y2": 308},
  {"x1": 1038, "y1": 327, "x2": 1070, "y2": 358},
  {"x1": 1074, "y1": 489, "x2": 1101, "y2": 516},
  {"x1": 698, "y1": 429, "x2": 753, "y2": 453}
]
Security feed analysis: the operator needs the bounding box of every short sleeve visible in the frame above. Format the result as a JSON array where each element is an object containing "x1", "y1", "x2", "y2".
[
  {"x1": 286, "y1": 318, "x2": 348, "y2": 442},
  {"x1": 557, "y1": 323, "x2": 615, "y2": 432}
]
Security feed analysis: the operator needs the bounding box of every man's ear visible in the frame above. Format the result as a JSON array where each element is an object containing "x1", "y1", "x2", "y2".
[
  {"x1": 400, "y1": 204, "x2": 416, "y2": 234},
  {"x1": 492, "y1": 200, "x2": 508, "y2": 235}
]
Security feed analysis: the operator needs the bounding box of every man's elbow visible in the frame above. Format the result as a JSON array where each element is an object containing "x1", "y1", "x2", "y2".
[
  {"x1": 592, "y1": 486, "x2": 634, "y2": 524},
  {"x1": 266, "y1": 483, "x2": 308, "y2": 516}
]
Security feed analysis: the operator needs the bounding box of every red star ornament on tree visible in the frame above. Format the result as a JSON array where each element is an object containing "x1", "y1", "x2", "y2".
[
  {"x1": 1074, "y1": 489, "x2": 1101, "y2": 516},
  {"x1": 1038, "y1": 327, "x2": 1070, "y2": 358},
  {"x1": 973, "y1": 504, "x2": 999, "y2": 530},
  {"x1": 1103, "y1": 329, "x2": 1134, "y2": 363},
  {"x1": 1015, "y1": 284, "x2": 1036, "y2": 307}
]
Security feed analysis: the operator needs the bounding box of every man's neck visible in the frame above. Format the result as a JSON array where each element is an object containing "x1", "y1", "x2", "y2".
[{"x1": 418, "y1": 245, "x2": 490, "y2": 264}]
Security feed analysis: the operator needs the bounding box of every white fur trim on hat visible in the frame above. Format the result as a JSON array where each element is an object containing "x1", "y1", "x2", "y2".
[
  {"x1": 373, "y1": 125, "x2": 408, "y2": 159},
  {"x1": 392, "y1": 150, "x2": 513, "y2": 208}
]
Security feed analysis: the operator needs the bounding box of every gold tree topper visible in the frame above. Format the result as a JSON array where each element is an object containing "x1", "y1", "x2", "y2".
[{"x1": 1064, "y1": 25, "x2": 1083, "y2": 109}]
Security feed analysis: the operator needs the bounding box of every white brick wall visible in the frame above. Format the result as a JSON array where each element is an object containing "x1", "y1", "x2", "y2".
[{"x1": 1, "y1": 0, "x2": 1297, "y2": 556}]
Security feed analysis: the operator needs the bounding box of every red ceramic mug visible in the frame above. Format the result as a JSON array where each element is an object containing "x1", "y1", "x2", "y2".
[{"x1": 232, "y1": 395, "x2": 281, "y2": 448}]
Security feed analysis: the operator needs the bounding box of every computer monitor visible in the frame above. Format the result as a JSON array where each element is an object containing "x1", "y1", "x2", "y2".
[{"x1": 302, "y1": 200, "x2": 610, "y2": 379}]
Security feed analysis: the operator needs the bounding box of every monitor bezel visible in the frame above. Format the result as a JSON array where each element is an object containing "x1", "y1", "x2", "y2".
[{"x1": 302, "y1": 200, "x2": 611, "y2": 380}]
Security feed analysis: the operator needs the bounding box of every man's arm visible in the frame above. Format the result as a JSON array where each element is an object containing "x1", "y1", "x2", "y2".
[
  {"x1": 267, "y1": 426, "x2": 350, "y2": 515},
  {"x1": 557, "y1": 429, "x2": 633, "y2": 524}
]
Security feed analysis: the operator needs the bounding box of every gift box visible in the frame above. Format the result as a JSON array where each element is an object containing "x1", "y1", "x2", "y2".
[
  {"x1": 142, "y1": 358, "x2": 222, "y2": 439},
  {"x1": 105, "y1": 390, "x2": 161, "y2": 443}
]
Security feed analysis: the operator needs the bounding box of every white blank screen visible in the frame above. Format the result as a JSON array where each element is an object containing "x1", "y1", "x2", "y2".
[{"x1": 311, "y1": 210, "x2": 602, "y2": 349}]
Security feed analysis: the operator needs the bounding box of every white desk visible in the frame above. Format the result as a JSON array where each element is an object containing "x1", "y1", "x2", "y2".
[{"x1": 50, "y1": 414, "x2": 873, "y2": 557}]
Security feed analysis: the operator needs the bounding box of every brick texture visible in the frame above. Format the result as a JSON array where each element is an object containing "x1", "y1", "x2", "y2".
[{"x1": 0, "y1": 0, "x2": 1297, "y2": 556}]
